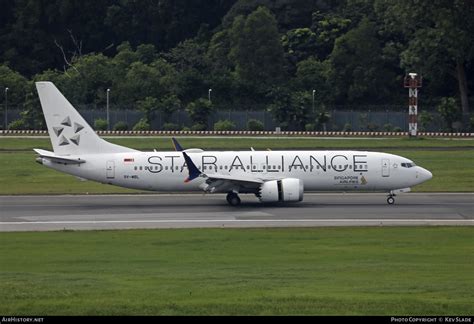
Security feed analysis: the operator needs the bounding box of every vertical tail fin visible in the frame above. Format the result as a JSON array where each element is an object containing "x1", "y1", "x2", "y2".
[{"x1": 36, "y1": 82, "x2": 136, "y2": 155}]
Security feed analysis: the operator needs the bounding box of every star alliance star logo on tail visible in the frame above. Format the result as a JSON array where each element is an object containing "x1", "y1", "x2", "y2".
[{"x1": 53, "y1": 116, "x2": 84, "y2": 146}]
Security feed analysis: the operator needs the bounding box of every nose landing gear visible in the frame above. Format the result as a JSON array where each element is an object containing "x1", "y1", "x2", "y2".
[
  {"x1": 387, "y1": 195, "x2": 395, "y2": 205},
  {"x1": 226, "y1": 192, "x2": 241, "y2": 206}
]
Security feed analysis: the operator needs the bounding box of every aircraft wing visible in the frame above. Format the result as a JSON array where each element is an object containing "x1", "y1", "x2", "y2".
[
  {"x1": 200, "y1": 174, "x2": 264, "y2": 194},
  {"x1": 34, "y1": 149, "x2": 85, "y2": 164},
  {"x1": 182, "y1": 152, "x2": 265, "y2": 193},
  {"x1": 203, "y1": 173, "x2": 264, "y2": 184}
]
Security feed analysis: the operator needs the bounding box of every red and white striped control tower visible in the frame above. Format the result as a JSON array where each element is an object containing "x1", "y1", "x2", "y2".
[{"x1": 403, "y1": 73, "x2": 422, "y2": 137}]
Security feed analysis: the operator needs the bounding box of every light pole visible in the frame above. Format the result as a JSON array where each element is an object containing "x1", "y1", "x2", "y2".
[
  {"x1": 208, "y1": 88, "x2": 212, "y2": 104},
  {"x1": 106, "y1": 88, "x2": 110, "y2": 131},
  {"x1": 4, "y1": 87, "x2": 8, "y2": 130},
  {"x1": 312, "y1": 89, "x2": 315, "y2": 114}
]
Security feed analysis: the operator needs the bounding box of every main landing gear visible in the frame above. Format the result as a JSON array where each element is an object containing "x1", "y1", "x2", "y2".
[
  {"x1": 387, "y1": 194, "x2": 395, "y2": 205},
  {"x1": 226, "y1": 192, "x2": 241, "y2": 206}
]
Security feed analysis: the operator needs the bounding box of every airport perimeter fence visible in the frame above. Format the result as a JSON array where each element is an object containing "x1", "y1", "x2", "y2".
[
  {"x1": 2, "y1": 130, "x2": 473, "y2": 137},
  {"x1": 1, "y1": 107, "x2": 472, "y2": 133}
]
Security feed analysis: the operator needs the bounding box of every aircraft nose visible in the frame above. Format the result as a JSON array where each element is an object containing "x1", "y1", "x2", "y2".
[
  {"x1": 425, "y1": 169, "x2": 433, "y2": 180},
  {"x1": 418, "y1": 167, "x2": 433, "y2": 182}
]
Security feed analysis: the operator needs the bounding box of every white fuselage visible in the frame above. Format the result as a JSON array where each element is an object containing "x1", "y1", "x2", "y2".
[{"x1": 40, "y1": 150, "x2": 432, "y2": 193}]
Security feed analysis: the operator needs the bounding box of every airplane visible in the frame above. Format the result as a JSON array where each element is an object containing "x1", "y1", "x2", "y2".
[{"x1": 34, "y1": 82, "x2": 433, "y2": 206}]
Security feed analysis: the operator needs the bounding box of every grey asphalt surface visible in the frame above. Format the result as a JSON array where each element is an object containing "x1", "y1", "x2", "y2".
[{"x1": 0, "y1": 193, "x2": 473, "y2": 232}]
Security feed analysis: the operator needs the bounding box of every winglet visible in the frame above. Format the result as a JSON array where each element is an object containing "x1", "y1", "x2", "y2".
[
  {"x1": 172, "y1": 137, "x2": 184, "y2": 151},
  {"x1": 183, "y1": 152, "x2": 201, "y2": 183}
]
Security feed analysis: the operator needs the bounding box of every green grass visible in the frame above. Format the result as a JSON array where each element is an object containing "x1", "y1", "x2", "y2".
[
  {"x1": 387, "y1": 150, "x2": 474, "y2": 192},
  {"x1": 2, "y1": 136, "x2": 474, "y2": 151},
  {"x1": 0, "y1": 137, "x2": 473, "y2": 194},
  {"x1": 0, "y1": 227, "x2": 472, "y2": 315}
]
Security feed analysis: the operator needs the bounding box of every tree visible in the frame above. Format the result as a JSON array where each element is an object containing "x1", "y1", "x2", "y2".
[
  {"x1": 166, "y1": 39, "x2": 210, "y2": 104},
  {"x1": 136, "y1": 97, "x2": 159, "y2": 124},
  {"x1": 0, "y1": 65, "x2": 28, "y2": 109},
  {"x1": 329, "y1": 18, "x2": 395, "y2": 104},
  {"x1": 104, "y1": 0, "x2": 235, "y2": 52},
  {"x1": 375, "y1": 0, "x2": 474, "y2": 118},
  {"x1": 136, "y1": 44, "x2": 157, "y2": 64},
  {"x1": 186, "y1": 98, "x2": 214, "y2": 129},
  {"x1": 295, "y1": 57, "x2": 333, "y2": 104},
  {"x1": 19, "y1": 83, "x2": 45, "y2": 129},
  {"x1": 207, "y1": 29, "x2": 233, "y2": 72},
  {"x1": 107, "y1": 43, "x2": 181, "y2": 108},
  {"x1": 63, "y1": 53, "x2": 115, "y2": 106},
  {"x1": 311, "y1": 11, "x2": 352, "y2": 60},
  {"x1": 282, "y1": 28, "x2": 318, "y2": 64},
  {"x1": 0, "y1": 0, "x2": 235, "y2": 76},
  {"x1": 155, "y1": 95, "x2": 182, "y2": 124},
  {"x1": 437, "y1": 97, "x2": 461, "y2": 132},
  {"x1": 418, "y1": 111, "x2": 434, "y2": 132},
  {"x1": 222, "y1": 0, "x2": 341, "y2": 31},
  {"x1": 229, "y1": 7, "x2": 286, "y2": 89},
  {"x1": 113, "y1": 42, "x2": 140, "y2": 69},
  {"x1": 267, "y1": 87, "x2": 312, "y2": 130},
  {"x1": 206, "y1": 30, "x2": 236, "y2": 110},
  {"x1": 0, "y1": 0, "x2": 114, "y2": 76},
  {"x1": 116, "y1": 61, "x2": 166, "y2": 104},
  {"x1": 167, "y1": 39, "x2": 209, "y2": 72}
]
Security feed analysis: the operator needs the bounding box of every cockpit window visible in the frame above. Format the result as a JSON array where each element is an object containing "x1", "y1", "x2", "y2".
[{"x1": 401, "y1": 162, "x2": 416, "y2": 168}]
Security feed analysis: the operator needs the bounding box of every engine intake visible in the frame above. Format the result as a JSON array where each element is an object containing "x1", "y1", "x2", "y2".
[{"x1": 257, "y1": 178, "x2": 304, "y2": 203}]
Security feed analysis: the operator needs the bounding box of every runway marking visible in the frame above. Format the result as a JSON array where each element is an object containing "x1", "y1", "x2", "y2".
[{"x1": 2, "y1": 219, "x2": 474, "y2": 225}]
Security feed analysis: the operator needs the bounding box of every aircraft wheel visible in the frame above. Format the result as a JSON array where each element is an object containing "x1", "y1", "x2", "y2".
[
  {"x1": 387, "y1": 196, "x2": 395, "y2": 205},
  {"x1": 226, "y1": 193, "x2": 241, "y2": 206}
]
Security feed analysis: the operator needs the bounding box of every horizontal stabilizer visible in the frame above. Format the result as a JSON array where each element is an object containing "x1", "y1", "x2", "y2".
[{"x1": 34, "y1": 149, "x2": 85, "y2": 164}]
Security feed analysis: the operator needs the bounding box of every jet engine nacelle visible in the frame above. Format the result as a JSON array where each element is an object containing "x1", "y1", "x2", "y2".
[{"x1": 257, "y1": 178, "x2": 304, "y2": 203}]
